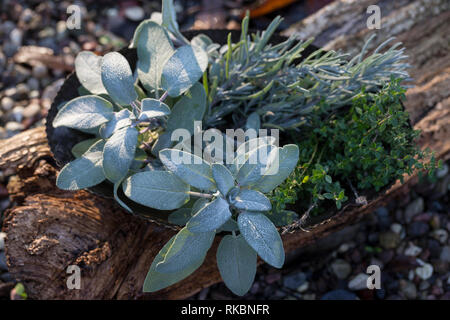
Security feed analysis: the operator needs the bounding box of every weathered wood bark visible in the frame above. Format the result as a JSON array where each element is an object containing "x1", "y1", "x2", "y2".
[{"x1": 1, "y1": 0, "x2": 449, "y2": 300}]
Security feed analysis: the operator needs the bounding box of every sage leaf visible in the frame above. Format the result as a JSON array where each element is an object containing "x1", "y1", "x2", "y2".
[
  {"x1": 161, "y1": 0, "x2": 187, "y2": 43},
  {"x1": 74, "y1": 51, "x2": 107, "y2": 95},
  {"x1": 238, "y1": 211, "x2": 285, "y2": 268},
  {"x1": 114, "y1": 179, "x2": 132, "y2": 213},
  {"x1": 232, "y1": 189, "x2": 272, "y2": 212},
  {"x1": 56, "y1": 140, "x2": 106, "y2": 190},
  {"x1": 71, "y1": 138, "x2": 101, "y2": 158},
  {"x1": 236, "y1": 144, "x2": 277, "y2": 187},
  {"x1": 216, "y1": 235, "x2": 257, "y2": 296},
  {"x1": 99, "y1": 109, "x2": 133, "y2": 139},
  {"x1": 151, "y1": 132, "x2": 173, "y2": 157},
  {"x1": 192, "y1": 197, "x2": 209, "y2": 213},
  {"x1": 156, "y1": 227, "x2": 215, "y2": 273},
  {"x1": 103, "y1": 126, "x2": 139, "y2": 183},
  {"x1": 166, "y1": 82, "x2": 206, "y2": 135},
  {"x1": 159, "y1": 148, "x2": 216, "y2": 191},
  {"x1": 187, "y1": 197, "x2": 231, "y2": 233},
  {"x1": 218, "y1": 218, "x2": 239, "y2": 232},
  {"x1": 212, "y1": 163, "x2": 235, "y2": 197},
  {"x1": 136, "y1": 21, "x2": 174, "y2": 93},
  {"x1": 161, "y1": 45, "x2": 208, "y2": 97},
  {"x1": 53, "y1": 95, "x2": 113, "y2": 130},
  {"x1": 168, "y1": 208, "x2": 192, "y2": 226},
  {"x1": 254, "y1": 144, "x2": 299, "y2": 193},
  {"x1": 139, "y1": 98, "x2": 171, "y2": 121},
  {"x1": 143, "y1": 235, "x2": 204, "y2": 292},
  {"x1": 123, "y1": 170, "x2": 190, "y2": 210},
  {"x1": 232, "y1": 136, "x2": 276, "y2": 175},
  {"x1": 101, "y1": 52, "x2": 137, "y2": 106}
]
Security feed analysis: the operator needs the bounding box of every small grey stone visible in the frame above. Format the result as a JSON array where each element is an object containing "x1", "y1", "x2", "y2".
[
  {"x1": 125, "y1": 6, "x2": 145, "y2": 21},
  {"x1": 11, "y1": 106, "x2": 24, "y2": 122},
  {"x1": 348, "y1": 273, "x2": 369, "y2": 291},
  {"x1": 0, "y1": 252, "x2": 7, "y2": 271},
  {"x1": 10, "y1": 28, "x2": 23, "y2": 46},
  {"x1": 27, "y1": 77, "x2": 40, "y2": 91},
  {"x1": 1, "y1": 97, "x2": 14, "y2": 111},
  {"x1": 331, "y1": 259, "x2": 352, "y2": 279},
  {"x1": 283, "y1": 272, "x2": 307, "y2": 290},
  {"x1": 436, "y1": 164, "x2": 448, "y2": 179},
  {"x1": 399, "y1": 280, "x2": 417, "y2": 300},
  {"x1": 5, "y1": 121, "x2": 24, "y2": 132},
  {"x1": 419, "y1": 280, "x2": 430, "y2": 291},
  {"x1": 440, "y1": 246, "x2": 450, "y2": 262},
  {"x1": 415, "y1": 261, "x2": 433, "y2": 280},
  {"x1": 404, "y1": 197, "x2": 424, "y2": 223},
  {"x1": 407, "y1": 221, "x2": 429, "y2": 237},
  {"x1": 22, "y1": 103, "x2": 41, "y2": 118},
  {"x1": 404, "y1": 243, "x2": 422, "y2": 257},
  {"x1": 379, "y1": 231, "x2": 401, "y2": 249},
  {"x1": 0, "y1": 232, "x2": 6, "y2": 251},
  {"x1": 430, "y1": 229, "x2": 448, "y2": 244},
  {"x1": 32, "y1": 64, "x2": 48, "y2": 79}
]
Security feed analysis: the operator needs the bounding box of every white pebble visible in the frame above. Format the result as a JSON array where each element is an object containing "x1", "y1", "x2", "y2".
[{"x1": 1, "y1": 97, "x2": 14, "y2": 111}]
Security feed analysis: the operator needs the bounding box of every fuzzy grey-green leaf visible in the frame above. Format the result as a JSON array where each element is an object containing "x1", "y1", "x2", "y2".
[
  {"x1": 187, "y1": 197, "x2": 231, "y2": 233},
  {"x1": 212, "y1": 163, "x2": 235, "y2": 197},
  {"x1": 57, "y1": 140, "x2": 106, "y2": 190},
  {"x1": 254, "y1": 144, "x2": 299, "y2": 193},
  {"x1": 168, "y1": 208, "x2": 192, "y2": 226},
  {"x1": 161, "y1": 45, "x2": 208, "y2": 97},
  {"x1": 75, "y1": 51, "x2": 107, "y2": 95},
  {"x1": 159, "y1": 148, "x2": 216, "y2": 191},
  {"x1": 99, "y1": 109, "x2": 133, "y2": 139},
  {"x1": 236, "y1": 144, "x2": 277, "y2": 187},
  {"x1": 143, "y1": 235, "x2": 204, "y2": 292},
  {"x1": 71, "y1": 138, "x2": 101, "y2": 158},
  {"x1": 139, "y1": 98, "x2": 171, "y2": 120},
  {"x1": 166, "y1": 82, "x2": 206, "y2": 135},
  {"x1": 238, "y1": 211, "x2": 284, "y2": 268},
  {"x1": 232, "y1": 189, "x2": 272, "y2": 211},
  {"x1": 101, "y1": 52, "x2": 137, "y2": 106},
  {"x1": 217, "y1": 235, "x2": 257, "y2": 296},
  {"x1": 123, "y1": 170, "x2": 189, "y2": 210},
  {"x1": 156, "y1": 227, "x2": 215, "y2": 273},
  {"x1": 136, "y1": 21, "x2": 174, "y2": 93},
  {"x1": 103, "y1": 126, "x2": 138, "y2": 183},
  {"x1": 53, "y1": 95, "x2": 113, "y2": 130}
]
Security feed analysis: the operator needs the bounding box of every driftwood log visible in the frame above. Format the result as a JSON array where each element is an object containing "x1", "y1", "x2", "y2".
[{"x1": 1, "y1": 0, "x2": 449, "y2": 299}]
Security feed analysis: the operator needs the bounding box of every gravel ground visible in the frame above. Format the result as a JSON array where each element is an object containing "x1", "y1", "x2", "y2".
[{"x1": 0, "y1": 0, "x2": 448, "y2": 300}]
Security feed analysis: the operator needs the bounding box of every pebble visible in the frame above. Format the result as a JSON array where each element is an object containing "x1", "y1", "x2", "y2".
[
  {"x1": 22, "y1": 103, "x2": 41, "y2": 118},
  {"x1": 124, "y1": 6, "x2": 145, "y2": 21},
  {"x1": 0, "y1": 232, "x2": 5, "y2": 251},
  {"x1": 321, "y1": 289, "x2": 358, "y2": 300},
  {"x1": 399, "y1": 280, "x2": 417, "y2": 299},
  {"x1": 1, "y1": 97, "x2": 14, "y2": 111},
  {"x1": 430, "y1": 229, "x2": 448, "y2": 244},
  {"x1": 330, "y1": 259, "x2": 352, "y2": 279},
  {"x1": 375, "y1": 207, "x2": 391, "y2": 230},
  {"x1": 27, "y1": 78, "x2": 40, "y2": 91},
  {"x1": 436, "y1": 164, "x2": 449, "y2": 178},
  {"x1": 379, "y1": 231, "x2": 401, "y2": 249},
  {"x1": 348, "y1": 273, "x2": 369, "y2": 291},
  {"x1": 0, "y1": 252, "x2": 7, "y2": 271},
  {"x1": 390, "y1": 223, "x2": 403, "y2": 234},
  {"x1": 415, "y1": 260, "x2": 433, "y2": 280},
  {"x1": 419, "y1": 280, "x2": 430, "y2": 291},
  {"x1": 404, "y1": 243, "x2": 422, "y2": 257},
  {"x1": 5, "y1": 122, "x2": 24, "y2": 132},
  {"x1": 404, "y1": 197, "x2": 424, "y2": 223},
  {"x1": 11, "y1": 106, "x2": 24, "y2": 122},
  {"x1": 408, "y1": 221, "x2": 429, "y2": 237},
  {"x1": 440, "y1": 246, "x2": 450, "y2": 262},
  {"x1": 32, "y1": 64, "x2": 48, "y2": 79},
  {"x1": 430, "y1": 215, "x2": 441, "y2": 229},
  {"x1": 283, "y1": 272, "x2": 307, "y2": 290}
]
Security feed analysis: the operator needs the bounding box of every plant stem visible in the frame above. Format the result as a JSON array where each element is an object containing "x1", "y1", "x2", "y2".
[
  {"x1": 159, "y1": 91, "x2": 169, "y2": 102},
  {"x1": 187, "y1": 191, "x2": 213, "y2": 199}
]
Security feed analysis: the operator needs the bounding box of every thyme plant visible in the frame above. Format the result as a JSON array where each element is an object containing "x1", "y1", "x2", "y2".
[{"x1": 52, "y1": 0, "x2": 438, "y2": 296}]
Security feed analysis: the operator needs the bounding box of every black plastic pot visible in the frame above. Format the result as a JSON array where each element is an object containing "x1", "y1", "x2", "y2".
[{"x1": 46, "y1": 29, "x2": 319, "y2": 226}]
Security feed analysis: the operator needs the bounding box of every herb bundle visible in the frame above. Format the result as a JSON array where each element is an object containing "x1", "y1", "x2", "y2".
[{"x1": 51, "y1": 0, "x2": 438, "y2": 296}]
